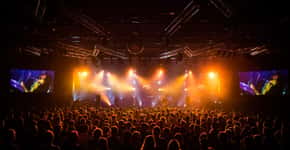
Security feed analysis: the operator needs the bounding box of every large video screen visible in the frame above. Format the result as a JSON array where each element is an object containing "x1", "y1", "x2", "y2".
[
  {"x1": 10, "y1": 69, "x2": 55, "y2": 93},
  {"x1": 239, "y1": 70, "x2": 288, "y2": 96}
]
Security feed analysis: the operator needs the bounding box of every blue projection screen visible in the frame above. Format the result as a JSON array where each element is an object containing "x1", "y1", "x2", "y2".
[
  {"x1": 239, "y1": 70, "x2": 288, "y2": 96},
  {"x1": 10, "y1": 69, "x2": 55, "y2": 93}
]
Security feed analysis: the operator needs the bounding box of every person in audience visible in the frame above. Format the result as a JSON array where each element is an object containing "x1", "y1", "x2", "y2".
[
  {"x1": 131, "y1": 131, "x2": 142, "y2": 150},
  {"x1": 0, "y1": 128, "x2": 19, "y2": 150},
  {"x1": 38, "y1": 129, "x2": 60, "y2": 150},
  {"x1": 167, "y1": 139, "x2": 181, "y2": 150},
  {"x1": 108, "y1": 126, "x2": 121, "y2": 150},
  {"x1": 62, "y1": 130, "x2": 81, "y2": 150},
  {"x1": 140, "y1": 135, "x2": 156, "y2": 150},
  {"x1": 96, "y1": 137, "x2": 110, "y2": 150},
  {"x1": 88, "y1": 127, "x2": 103, "y2": 150}
]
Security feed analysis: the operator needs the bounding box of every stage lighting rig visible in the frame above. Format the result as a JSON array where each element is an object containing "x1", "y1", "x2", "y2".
[
  {"x1": 249, "y1": 46, "x2": 268, "y2": 56},
  {"x1": 160, "y1": 47, "x2": 184, "y2": 59},
  {"x1": 62, "y1": 9, "x2": 129, "y2": 60},
  {"x1": 55, "y1": 42, "x2": 128, "y2": 60}
]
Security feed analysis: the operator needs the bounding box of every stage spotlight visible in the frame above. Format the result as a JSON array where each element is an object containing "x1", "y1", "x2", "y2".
[
  {"x1": 157, "y1": 69, "x2": 164, "y2": 78},
  {"x1": 107, "y1": 72, "x2": 111, "y2": 77},
  {"x1": 79, "y1": 71, "x2": 88, "y2": 77},
  {"x1": 184, "y1": 73, "x2": 188, "y2": 78},
  {"x1": 208, "y1": 72, "x2": 216, "y2": 79},
  {"x1": 158, "y1": 88, "x2": 164, "y2": 92},
  {"x1": 184, "y1": 88, "x2": 188, "y2": 91},
  {"x1": 132, "y1": 80, "x2": 137, "y2": 85},
  {"x1": 128, "y1": 68, "x2": 135, "y2": 77},
  {"x1": 143, "y1": 84, "x2": 151, "y2": 89},
  {"x1": 131, "y1": 87, "x2": 136, "y2": 91},
  {"x1": 189, "y1": 70, "x2": 192, "y2": 75},
  {"x1": 98, "y1": 70, "x2": 104, "y2": 78},
  {"x1": 105, "y1": 87, "x2": 111, "y2": 90},
  {"x1": 157, "y1": 80, "x2": 162, "y2": 85}
]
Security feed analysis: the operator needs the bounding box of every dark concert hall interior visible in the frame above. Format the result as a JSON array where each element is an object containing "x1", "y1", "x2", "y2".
[{"x1": 1, "y1": 0, "x2": 289, "y2": 150}]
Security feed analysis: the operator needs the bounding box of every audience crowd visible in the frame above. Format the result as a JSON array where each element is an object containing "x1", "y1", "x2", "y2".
[{"x1": 0, "y1": 102, "x2": 289, "y2": 150}]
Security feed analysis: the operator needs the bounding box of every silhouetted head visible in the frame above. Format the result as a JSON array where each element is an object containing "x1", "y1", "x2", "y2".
[
  {"x1": 5, "y1": 128, "x2": 16, "y2": 142},
  {"x1": 141, "y1": 135, "x2": 156, "y2": 150},
  {"x1": 167, "y1": 139, "x2": 181, "y2": 150},
  {"x1": 152, "y1": 125, "x2": 161, "y2": 137},
  {"x1": 97, "y1": 137, "x2": 109, "y2": 150},
  {"x1": 93, "y1": 128, "x2": 103, "y2": 139},
  {"x1": 42, "y1": 130, "x2": 55, "y2": 145}
]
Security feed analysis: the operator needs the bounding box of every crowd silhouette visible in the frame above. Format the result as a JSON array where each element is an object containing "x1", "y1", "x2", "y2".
[{"x1": 0, "y1": 102, "x2": 289, "y2": 150}]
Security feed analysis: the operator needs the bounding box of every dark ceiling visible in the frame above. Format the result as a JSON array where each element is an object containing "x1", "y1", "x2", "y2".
[{"x1": 4, "y1": 0, "x2": 289, "y2": 60}]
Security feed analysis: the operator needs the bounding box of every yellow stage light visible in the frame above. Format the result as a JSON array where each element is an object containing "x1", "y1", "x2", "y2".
[
  {"x1": 143, "y1": 84, "x2": 151, "y2": 89},
  {"x1": 79, "y1": 71, "x2": 88, "y2": 77},
  {"x1": 98, "y1": 70, "x2": 104, "y2": 79},
  {"x1": 105, "y1": 87, "x2": 111, "y2": 90},
  {"x1": 131, "y1": 87, "x2": 136, "y2": 91},
  {"x1": 128, "y1": 68, "x2": 135, "y2": 77},
  {"x1": 158, "y1": 88, "x2": 164, "y2": 92},
  {"x1": 157, "y1": 80, "x2": 162, "y2": 85},
  {"x1": 157, "y1": 69, "x2": 164, "y2": 78},
  {"x1": 189, "y1": 70, "x2": 192, "y2": 75},
  {"x1": 208, "y1": 72, "x2": 216, "y2": 79}
]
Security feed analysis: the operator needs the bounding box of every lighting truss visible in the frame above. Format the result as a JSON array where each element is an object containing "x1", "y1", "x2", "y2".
[
  {"x1": 208, "y1": 0, "x2": 233, "y2": 18},
  {"x1": 164, "y1": 0, "x2": 200, "y2": 37},
  {"x1": 64, "y1": 9, "x2": 108, "y2": 36},
  {"x1": 160, "y1": 47, "x2": 184, "y2": 59},
  {"x1": 55, "y1": 42, "x2": 128, "y2": 59}
]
